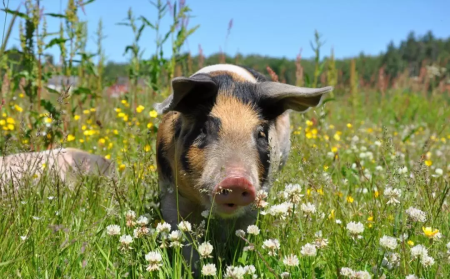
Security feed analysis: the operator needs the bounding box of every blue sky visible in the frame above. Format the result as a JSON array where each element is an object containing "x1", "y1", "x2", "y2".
[{"x1": 2, "y1": 0, "x2": 449, "y2": 63}]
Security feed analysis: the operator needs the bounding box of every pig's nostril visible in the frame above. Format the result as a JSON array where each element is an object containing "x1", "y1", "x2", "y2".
[
  {"x1": 226, "y1": 203, "x2": 235, "y2": 207},
  {"x1": 242, "y1": 191, "x2": 248, "y2": 197}
]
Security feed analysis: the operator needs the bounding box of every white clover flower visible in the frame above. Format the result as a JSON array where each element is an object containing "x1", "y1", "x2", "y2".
[
  {"x1": 283, "y1": 183, "x2": 303, "y2": 203},
  {"x1": 267, "y1": 202, "x2": 293, "y2": 219},
  {"x1": 235, "y1": 229, "x2": 246, "y2": 238},
  {"x1": 340, "y1": 267, "x2": 355, "y2": 277},
  {"x1": 202, "y1": 263, "x2": 217, "y2": 276},
  {"x1": 374, "y1": 140, "x2": 382, "y2": 147},
  {"x1": 198, "y1": 241, "x2": 213, "y2": 258},
  {"x1": 397, "y1": 166, "x2": 408, "y2": 175},
  {"x1": 20, "y1": 235, "x2": 27, "y2": 241},
  {"x1": 379, "y1": 235, "x2": 398, "y2": 250},
  {"x1": 432, "y1": 168, "x2": 443, "y2": 178},
  {"x1": 119, "y1": 234, "x2": 133, "y2": 246},
  {"x1": 300, "y1": 202, "x2": 316, "y2": 214},
  {"x1": 125, "y1": 210, "x2": 136, "y2": 220},
  {"x1": 283, "y1": 254, "x2": 299, "y2": 266},
  {"x1": 346, "y1": 221, "x2": 364, "y2": 235},
  {"x1": 156, "y1": 222, "x2": 171, "y2": 234},
  {"x1": 145, "y1": 251, "x2": 162, "y2": 272},
  {"x1": 169, "y1": 230, "x2": 183, "y2": 247},
  {"x1": 420, "y1": 255, "x2": 435, "y2": 267},
  {"x1": 354, "y1": 270, "x2": 371, "y2": 279},
  {"x1": 411, "y1": 244, "x2": 428, "y2": 259},
  {"x1": 254, "y1": 190, "x2": 269, "y2": 208},
  {"x1": 244, "y1": 265, "x2": 256, "y2": 275},
  {"x1": 48, "y1": 196, "x2": 55, "y2": 200},
  {"x1": 178, "y1": 221, "x2": 192, "y2": 232},
  {"x1": 446, "y1": 242, "x2": 450, "y2": 250},
  {"x1": 280, "y1": 272, "x2": 291, "y2": 278},
  {"x1": 383, "y1": 187, "x2": 401, "y2": 205},
  {"x1": 247, "y1": 225, "x2": 260, "y2": 235},
  {"x1": 384, "y1": 252, "x2": 401, "y2": 269},
  {"x1": 136, "y1": 216, "x2": 149, "y2": 226},
  {"x1": 133, "y1": 226, "x2": 150, "y2": 238},
  {"x1": 375, "y1": 165, "x2": 383, "y2": 171},
  {"x1": 405, "y1": 275, "x2": 419, "y2": 279},
  {"x1": 106, "y1": 224, "x2": 121, "y2": 236},
  {"x1": 224, "y1": 266, "x2": 246, "y2": 278},
  {"x1": 405, "y1": 207, "x2": 427, "y2": 222},
  {"x1": 300, "y1": 243, "x2": 317, "y2": 257},
  {"x1": 262, "y1": 239, "x2": 280, "y2": 256}
]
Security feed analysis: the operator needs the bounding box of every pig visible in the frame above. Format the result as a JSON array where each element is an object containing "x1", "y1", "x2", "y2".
[
  {"x1": 154, "y1": 64, "x2": 332, "y2": 273},
  {"x1": 0, "y1": 147, "x2": 113, "y2": 191}
]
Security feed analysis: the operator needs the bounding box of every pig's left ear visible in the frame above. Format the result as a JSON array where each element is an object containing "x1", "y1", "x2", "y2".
[
  {"x1": 154, "y1": 74, "x2": 218, "y2": 114},
  {"x1": 258, "y1": 82, "x2": 333, "y2": 118}
]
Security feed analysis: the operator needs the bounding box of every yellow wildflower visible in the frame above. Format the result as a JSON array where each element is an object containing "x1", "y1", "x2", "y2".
[
  {"x1": 113, "y1": 130, "x2": 119, "y2": 135},
  {"x1": 105, "y1": 154, "x2": 111, "y2": 160},
  {"x1": 425, "y1": 160, "x2": 432, "y2": 167},
  {"x1": 79, "y1": 139, "x2": 85, "y2": 143},
  {"x1": 306, "y1": 120, "x2": 313, "y2": 126},
  {"x1": 67, "y1": 134, "x2": 75, "y2": 142},
  {"x1": 7, "y1": 124, "x2": 14, "y2": 130},
  {"x1": 317, "y1": 188, "x2": 324, "y2": 195},
  {"x1": 119, "y1": 164, "x2": 126, "y2": 171},
  {"x1": 90, "y1": 108, "x2": 96, "y2": 112},
  {"x1": 147, "y1": 123, "x2": 153, "y2": 129},
  {"x1": 115, "y1": 108, "x2": 121, "y2": 113},
  {"x1": 328, "y1": 209, "x2": 335, "y2": 219},
  {"x1": 98, "y1": 138, "x2": 106, "y2": 146},
  {"x1": 14, "y1": 105, "x2": 23, "y2": 112},
  {"x1": 422, "y1": 227, "x2": 439, "y2": 238},
  {"x1": 145, "y1": 144, "x2": 151, "y2": 152},
  {"x1": 346, "y1": 196, "x2": 354, "y2": 203},
  {"x1": 0, "y1": 119, "x2": 5, "y2": 126},
  {"x1": 19, "y1": 93, "x2": 24, "y2": 98},
  {"x1": 346, "y1": 123, "x2": 352, "y2": 128},
  {"x1": 44, "y1": 117, "x2": 52, "y2": 124},
  {"x1": 6, "y1": 117, "x2": 15, "y2": 124},
  {"x1": 331, "y1": 146, "x2": 338, "y2": 153},
  {"x1": 407, "y1": 240, "x2": 414, "y2": 246},
  {"x1": 333, "y1": 133, "x2": 340, "y2": 141},
  {"x1": 374, "y1": 190, "x2": 379, "y2": 198},
  {"x1": 74, "y1": 115, "x2": 80, "y2": 120},
  {"x1": 149, "y1": 110, "x2": 158, "y2": 118},
  {"x1": 136, "y1": 105, "x2": 145, "y2": 113},
  {"x1": 83, "y1": 109, "x2": 90, "y2": 115}
]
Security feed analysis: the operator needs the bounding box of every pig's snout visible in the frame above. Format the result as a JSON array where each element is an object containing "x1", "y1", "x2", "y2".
[{"x1": 213, "y1": 176, "x2": 256, "y2": 214}]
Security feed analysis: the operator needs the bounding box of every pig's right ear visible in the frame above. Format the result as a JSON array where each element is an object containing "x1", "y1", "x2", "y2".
[{"x1": 154, "y1": 74, "x2": 218, "y2": 114}]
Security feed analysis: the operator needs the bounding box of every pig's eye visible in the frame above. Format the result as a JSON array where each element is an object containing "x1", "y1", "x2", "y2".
[{"x1": 256, "y1": 125, "x2": 269, "y2": 144}]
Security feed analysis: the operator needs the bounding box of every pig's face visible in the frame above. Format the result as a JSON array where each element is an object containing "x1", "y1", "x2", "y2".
[{"x1": 156, "y1": 65, "x2": 332, "y2": 218}]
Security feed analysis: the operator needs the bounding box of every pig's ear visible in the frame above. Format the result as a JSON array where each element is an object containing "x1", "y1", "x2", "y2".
[
  {"x1": 258, "y1": 82, "x2": 333, "y2": 118},
  {"x1": 154, "y1": 74, "x2": 218, "y2": 114}
]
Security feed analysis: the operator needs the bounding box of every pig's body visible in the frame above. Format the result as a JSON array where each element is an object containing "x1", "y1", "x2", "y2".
[
  {"x1": 0, "y1": 148, "x2": 113, "y2": 190},
  {"x1": 155, "y1": 64, "x2": 332, "y2": 274}
]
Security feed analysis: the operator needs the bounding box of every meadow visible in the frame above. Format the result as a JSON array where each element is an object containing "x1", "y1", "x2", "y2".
[{"x1": 1, "y1": 1, "x2": 450, "y2": 278}]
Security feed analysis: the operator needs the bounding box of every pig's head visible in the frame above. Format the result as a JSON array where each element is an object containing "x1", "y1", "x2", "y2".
[{"x1": 155, "y1": 65, "x2": 332, "y2": 219}]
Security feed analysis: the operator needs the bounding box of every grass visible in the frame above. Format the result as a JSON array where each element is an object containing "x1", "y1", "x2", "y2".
[{"x1": 1, "y1": 89, "x2": 449, "y2": 278}]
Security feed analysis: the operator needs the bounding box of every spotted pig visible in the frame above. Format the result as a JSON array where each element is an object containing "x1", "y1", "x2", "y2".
[{"x1": 154, "y1": 64, "x2": 332, "y2": 272}]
